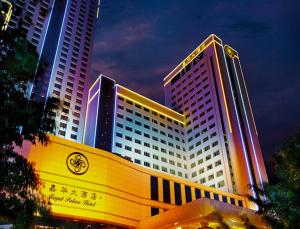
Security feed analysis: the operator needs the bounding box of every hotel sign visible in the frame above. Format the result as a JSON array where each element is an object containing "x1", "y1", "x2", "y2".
[
  {"x1": 182, "y1": 43, "x2": 206, "y2": 68},
  {"x1": 45, "y1": 182, "x2": 102, "y2": 209}
]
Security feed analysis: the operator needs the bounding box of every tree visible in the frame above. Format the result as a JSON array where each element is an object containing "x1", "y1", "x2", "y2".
[
  {"x1": 0, "y1": 28, "x2": 60, "y2": 228},
  {"x1": 246, "y1": 133, "x2": 300, "y2": 229}
]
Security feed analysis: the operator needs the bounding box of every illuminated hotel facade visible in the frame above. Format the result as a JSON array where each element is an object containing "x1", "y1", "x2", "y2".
[
  {"x1": 4, "y1": 0, "x2": 101, "y2": 143},
  {"x1": 84, "y1": 35, "x2": 268, "y2": 198},
  {"x1": 16, "y1": 135, "x2": 268, "y2": 228}
]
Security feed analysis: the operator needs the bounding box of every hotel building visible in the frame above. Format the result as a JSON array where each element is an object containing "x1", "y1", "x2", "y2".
[
  {"x1": 6, "y1": 34, "x2": 269, "y2": 228},
  {"x1": 84, "y1": 35, "x2": 268, "y2": 198},
  {"x1": 4, "y1": 0, "x2": 101, "y2": 143},
  {"x1": 14, "y1": 135, "x2": 268, "y2": 228}
]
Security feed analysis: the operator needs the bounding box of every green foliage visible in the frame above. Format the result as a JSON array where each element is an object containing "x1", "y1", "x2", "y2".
[
  {"x1": 0, "y1": 148, "x2": 50, "y2": 229},
  {"x1": 247, "y1": 133, "x2": 300, "y2": 229},
  {"x1": 0, "y1": 29, "x2": 59, "y2": 227}
]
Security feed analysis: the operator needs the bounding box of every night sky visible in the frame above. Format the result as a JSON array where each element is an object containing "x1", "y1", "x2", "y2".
[{"x1": 90, "y1": 0, "x2": 300, "y2": 173}]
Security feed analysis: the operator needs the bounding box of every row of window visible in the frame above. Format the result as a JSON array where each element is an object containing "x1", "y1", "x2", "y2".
[
  {"x1": 115, "y1": 142, "x2": 187, "y2": 167},
  {"x1": 117, "y1": 104, "x2": 184, "y2": 137},
  {"x1": 115, "y1": 123, "x2": 186, "y2": 151},
  {"x1": 150, "y1": 176, "x2": 243, "y2": 212},
  {"x1": 118, "y1": 95, "x2": 183, "y2": 127}
]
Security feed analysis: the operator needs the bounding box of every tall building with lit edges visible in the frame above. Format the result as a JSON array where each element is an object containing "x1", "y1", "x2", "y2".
[
  {"x1": 84, "y1": 34, "x2": 268, "y2": 197},
  {"x1": 5, "y1": 0, "x2": 101, "y2": 143},
  {"x1": 14, "y1": 34, "x2": 270, "y2": 228}
]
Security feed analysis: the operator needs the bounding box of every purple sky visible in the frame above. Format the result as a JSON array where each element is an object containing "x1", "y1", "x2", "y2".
[{"x1": 90, "y1": 0, "x2": 300, "y2": 171}]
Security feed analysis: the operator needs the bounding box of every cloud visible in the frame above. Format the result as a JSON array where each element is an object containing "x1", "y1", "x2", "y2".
[{"x1": 93, "y1": 18, "x2": 158, "y2": 53}]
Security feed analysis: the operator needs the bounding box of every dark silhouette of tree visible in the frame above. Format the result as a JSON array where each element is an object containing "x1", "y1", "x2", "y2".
[
  {"x1": 0, "y1": 27, "x2": 60, "y2": 228},
  {"x1": 246, "y1": 133, "x2": 300, "y2": 229}
]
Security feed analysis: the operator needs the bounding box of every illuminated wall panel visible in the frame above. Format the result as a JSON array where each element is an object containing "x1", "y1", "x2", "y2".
[{"x1": 18, "y1": 135, "x2": 248, "y2": 228}]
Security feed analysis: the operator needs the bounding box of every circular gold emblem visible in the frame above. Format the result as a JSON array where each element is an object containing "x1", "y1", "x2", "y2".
[{"x1": 66, "y1": 152, "x2": 89, "y2": 175}]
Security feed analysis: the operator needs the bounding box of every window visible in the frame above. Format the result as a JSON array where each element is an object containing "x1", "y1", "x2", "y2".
[
  {"x1": 212, "y1": 141, "x2": 218, "y2": 147},
  {"x1": 215, "y1": 160, "x2": 222, "y2": 166},
  {"x1": 125, "y1": 146, "x2": 132, "y2": 151},
  {"x1": 144, "y1": 162, "x2": 150, "y2": 167},
  {"x1": 206, "y1": 155, "x2": 211, "y2": 161},
  {"x1": 163, "y1": 179, "x2": 171, "y2": 203},
  {"x1": 134, "y1": 149, "x2": 141, "y2": 154},
  {"x1": 200, "y1": 178, "x2": 206, "y2": 184},
  {"x1": 185, "y1": 186, "x2": 192, "y2": 203},
  {"x1": 144, "y1": 142, "x2": 150, "y2": 148},
  {"x1": 135, "y1": 139, "x2": 141, "y2": 144},
  {"x1": 213, "y1": 193, "x2": 219, "y2": 201},
  {"x1": 153, "y1": 164, "x2": 159, "y2": 170},
  {"x1": 199, "y1": 168, "x2": 204, "y2": 174},
  {"x1": 213, "y1": 150, "x2": 220, "y2": 157},
  {"x1": 150, "y1": 176, "x2": 158, "y2": 201},
  {"x1": 192, "y1": 171, "x2": 197, "y2": 177},
  {"x1": 218, "y1": 180, "x2": 225, "y2": 188},
  {"x1": 134, "y1": 159, "x2": 141, "y2": 164},
  {"x1": 116, "y1": 132, "x2": 123, "y2": 138},
  {"x1": 217, "y1": 170, "x2": 223, "y2": 177},
  {"x1": 115, "y1": 143, "x2": 122, "y2": 148},
  {"x1": 195, "y1": 188, "x2": 201, "y2": 199},
  {"x1": 174, "y1": 183, "x2": 182, "y2": 205},
  {"x1": 117, "y1": 123, "x2": 123, "y2": 128}
]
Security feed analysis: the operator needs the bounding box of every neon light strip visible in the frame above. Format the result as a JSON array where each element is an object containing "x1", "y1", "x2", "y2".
[
  {"x1": 117, "y1": 93, "x2": 185, "y2": 125},
  {"x1": 237, "y1": 60, "x2": 258, "y2": 135},
  {"x1": 29, "y1": 0, "x2": 56, "y2": 98},
  {"x1": 46, "y1": 0, "x2": 69, "y2": 98},
  {"x1": 117, "y1": 84, "x2": 185, "y2": 123},
  {"x1": 83, "y1": 78, "x2": 101, "y2": 142},
  {"x1": 88, "y1": 89, "x2": 100, "y2": 104},
  {"x1": 82, "y1": 102, "x2": 89, "y2": 142},
  {"x1": 163, "y1": 34, "x2": 221, "y2": 83},
  {"x1": 89, "y1": 76, "x2": 101, "y2": 98},
  {"x1": 96, "y1": 0, "x2": 101, "y2": 18},
  {"x1": 220, "y1": 44, "x2": 257, "y2": 199},
  {"x1": 1, "y1": 0, "x2": 12, "y2": 31},
  {"x1": 163, "y1": 38, "x2": 222, "y2": 86},
  {"x1": 232, "y1": 61, "x2": 265, "y2": 197},
  {"x1": 213, "y1": 43, "x2": 232, "y2": 133},
  {"x1": 93, "y1": 78, "x2": 101, "y2": 147},
  {"x1": 111, "y1": 87, "x2": 117, "y2": 152}
]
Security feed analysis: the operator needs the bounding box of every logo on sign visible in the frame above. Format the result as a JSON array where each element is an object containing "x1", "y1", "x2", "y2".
[{"x1": 66, "y1": 152, "x2": 89, "y2": 175}]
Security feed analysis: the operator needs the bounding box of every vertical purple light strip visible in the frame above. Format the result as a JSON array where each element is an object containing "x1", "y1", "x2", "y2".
[
  {"x1": 232, "y1": 61, "x2": 266, "y2": 199},
  {"x1": 220, "y1": 44, "x2": 257, "y2": 200}
]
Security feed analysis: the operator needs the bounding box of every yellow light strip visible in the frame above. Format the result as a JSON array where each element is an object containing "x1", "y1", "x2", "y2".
[
  {"x1": 163, "y1": 34, "x2": 222, "y2": 86},
  {"x1": 1, "y1": 0, "x2": 12, "y2": 31},
  {"x1": 116, "y1": 85, "x2": 185, "y2": 124},
  {"x1": 213, "y1": 43, "x2": 232, "y2": 133}
]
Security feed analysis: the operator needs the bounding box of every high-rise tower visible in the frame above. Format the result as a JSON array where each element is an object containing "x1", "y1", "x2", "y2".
[
  {"x1": 6, "y1": 0, "x2": 100, "y2": 142},
  {"x1": 164, "y1": 34, "x2": 268, "y2": 195},
  {"x1": 84, "y1": 34, "x2": 268, "y2": 196}
]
